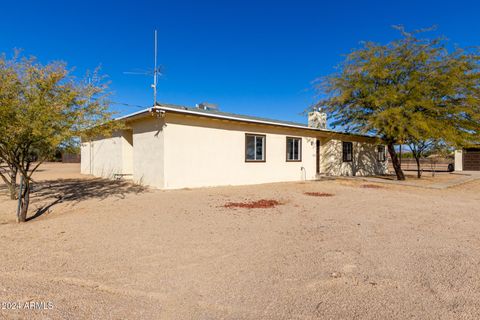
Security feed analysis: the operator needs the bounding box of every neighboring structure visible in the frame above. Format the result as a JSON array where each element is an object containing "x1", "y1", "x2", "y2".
[
  {"x1": 62, "y1": 153, "x2": 81, "y2": 163},
  {"x1": 81, "y1": 103, "x2": 388, "y2": 189},
  {"x1": 455, "y1": 146, "x2": 480, "y2": 171}
]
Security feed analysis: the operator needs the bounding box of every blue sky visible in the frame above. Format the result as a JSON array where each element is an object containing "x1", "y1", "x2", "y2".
[{"x1": 1, "y1": 0, "x2": 478, "y2": 124}]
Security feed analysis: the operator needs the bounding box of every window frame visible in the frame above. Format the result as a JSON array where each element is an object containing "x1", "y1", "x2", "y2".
[
  {"x1": 377, "y1": 145, "x2": 386, "y2": 162},
  {"x1": 245, "y1": 133, "x2": 266, "y2": 162},
  {"x1": 342, "y1": 141, "x2": 353, "y2": 162},
  {"x1": 286, "y1": 136, "x2": 302, "y2": 162}
]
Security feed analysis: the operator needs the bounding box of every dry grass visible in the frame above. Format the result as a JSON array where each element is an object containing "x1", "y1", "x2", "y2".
[
  {"x1": 224, "y1": 199, "x2": 281, "y2": 209},
  {"x1": 361, "y1": 184, "x2": 384, "y2": 189},
  {"x1": 304, "y1": 192, "x2": 334, "y2": 197}
]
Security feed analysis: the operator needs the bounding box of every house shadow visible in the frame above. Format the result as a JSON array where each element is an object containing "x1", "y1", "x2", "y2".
[{"x1": 25, "y1": 178, "x2": 149, "y2": 221}]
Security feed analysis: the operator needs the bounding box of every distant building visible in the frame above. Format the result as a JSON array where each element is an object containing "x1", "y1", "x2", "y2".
[{"x1": 455, "y1": 145, "x2": 480, "y2": 171}]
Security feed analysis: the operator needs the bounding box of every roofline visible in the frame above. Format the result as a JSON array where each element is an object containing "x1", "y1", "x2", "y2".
[
  {"x1": 115, "y1": 108, "x2": 153, "y2": 121},
  {"x1": 154, "y1": 105, "x2": 377, "y2": 139},
  {"x1": 114, "y1": 105, "x2": 379, "y2": 140}
]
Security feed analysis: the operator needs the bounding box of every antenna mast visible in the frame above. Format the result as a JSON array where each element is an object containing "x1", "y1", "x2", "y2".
[
  {"x1": 123, "y1": 30, "x2": 161, "y2": 106},
  {"x1": 152, "y1": 29, "x2": 158, "y2": 105}
]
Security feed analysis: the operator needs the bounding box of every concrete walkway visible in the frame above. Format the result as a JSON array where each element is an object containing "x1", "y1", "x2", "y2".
[{"x1": 338, "y1": 172, "x2": 480, "y2": 190}]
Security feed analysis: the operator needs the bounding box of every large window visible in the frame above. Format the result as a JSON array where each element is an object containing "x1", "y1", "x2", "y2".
[
  {"x1": 342, "y1": 142, "x2": 353, "y2": 162},
  {"x1": 377, "y1": 145, "x2": 386, "y2": 162},
  {"x1": 286, "y1": 137, "x2": 302, "y2": 161},
  {"x1": 245, "y1": 134, "x2": 266, "y2": 162}
]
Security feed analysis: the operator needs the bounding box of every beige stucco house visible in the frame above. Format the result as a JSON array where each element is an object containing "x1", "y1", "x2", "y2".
[{"x1": 81, "y1": 103, "x2": 388, "y2": 189}]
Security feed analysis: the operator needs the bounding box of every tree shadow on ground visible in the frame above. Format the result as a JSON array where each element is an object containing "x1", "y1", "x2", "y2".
[{"x1": 24, "y1": 178, "x2": 149, "y2": 221}]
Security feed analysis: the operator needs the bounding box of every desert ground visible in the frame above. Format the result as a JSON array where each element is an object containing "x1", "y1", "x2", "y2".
[{"x1": 1, "y1": 163, "x2": 479, "y2": 319}]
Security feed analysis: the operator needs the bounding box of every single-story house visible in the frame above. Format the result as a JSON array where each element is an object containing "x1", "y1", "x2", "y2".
[
  {"x1": 455, "y1": 146, "x2": 480, "y2": 171},
  {"x1": 80, "y1": 103, "x2": 388, "y2": 189}
]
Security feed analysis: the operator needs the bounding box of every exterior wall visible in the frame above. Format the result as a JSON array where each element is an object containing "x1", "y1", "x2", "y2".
[
  {"x1": 130, "y1": 116, "x2": 165, "y2": 188},
  {"x1": 80, "y1": 130, "x2": 133, "y2": 178},
  {"x1": 319, "y1": 137, "x2": 387, "y2": 176},
  {"x1": 162, "y1": 113, "x2": 318, "y2": 189},
  {"x1": 80, "y1": 112, "x2": 386, "y2": 189},
  {"x1": 455, "y1": 149, "x2": 463, "y2": 171},
  {"x1": 122, "y1": 130, "x2": 134, "y2": 175}
]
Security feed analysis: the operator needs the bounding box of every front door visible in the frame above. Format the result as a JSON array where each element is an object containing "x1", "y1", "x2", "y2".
[{"x1": 316, "y1": 139, "x2": 320, "y2": 174}]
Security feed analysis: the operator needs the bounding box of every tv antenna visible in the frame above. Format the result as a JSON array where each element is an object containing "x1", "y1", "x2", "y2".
[{"x1": 123, "y1": 30, "x2": 162, "y2": 105}]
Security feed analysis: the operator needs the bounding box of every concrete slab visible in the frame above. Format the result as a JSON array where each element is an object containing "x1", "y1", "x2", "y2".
[{"x1": 338, "y1": 173, "x2": 480, "y2": 190}]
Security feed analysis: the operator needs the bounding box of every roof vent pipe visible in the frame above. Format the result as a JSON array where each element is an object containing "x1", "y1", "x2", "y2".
[{"x1": 196, "y1": 102, "x2": 219, "y2": 111}]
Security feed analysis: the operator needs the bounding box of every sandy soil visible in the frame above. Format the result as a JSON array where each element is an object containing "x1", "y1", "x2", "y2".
[{"x1": 1, "y1": 163, "x2": 479, "y2": 319}]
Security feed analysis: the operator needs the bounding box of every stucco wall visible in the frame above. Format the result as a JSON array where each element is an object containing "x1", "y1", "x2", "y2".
[
  {"x1": 81, "y1": 112, "x2": 387, "y2": 189},
  {"x1": 80, "y1": 130, "x2": 134, "y2": 178},
  {"x1": 81, "y1": 132, "x2": 123, "y2": 178},
  {"x1": 320, "y1": 137, "x2": 387, "y2": 176},
  {"x1": 455, "y1": 149, "x2": 463, "y2": 171},
  {"x1": 162, "y1": 113, "x2": 318, "y2": 189},
  {"x1": 130, "y1": 116, "x2": 165, "y2": 187}
]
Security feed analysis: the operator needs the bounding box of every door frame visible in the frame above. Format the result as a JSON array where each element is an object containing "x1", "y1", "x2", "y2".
[{"x1": 316, "y1": 139, "x2": 320, "y2": 174}]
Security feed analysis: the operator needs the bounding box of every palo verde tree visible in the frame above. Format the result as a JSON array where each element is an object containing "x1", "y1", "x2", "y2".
[
  {"x1": 315, "y1": 26, "x2": 480, "y2": 180},
  {"x1": 0, "y1": 52, "x2": 119, "y2": 222},
  {"x1": 405, "y1": 138, "x2": 435, "y2": 178}
]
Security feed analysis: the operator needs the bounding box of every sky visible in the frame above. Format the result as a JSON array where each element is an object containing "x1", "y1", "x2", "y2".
[{"x1": 1, "y1": 0, "x2": 479, "y2": 124}]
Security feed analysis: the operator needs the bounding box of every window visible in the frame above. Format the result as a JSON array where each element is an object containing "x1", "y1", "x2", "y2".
[
  {"x1": 377, "y1": 145, "x2": 386, "y2": 162},
  {"x1": 286, "y1": 137, "x2": 302, "y2": 161},
  {"x1": 245, "y1": 134, "x2": 266, "y2": 162},
  {"x1": 342, "y1": 142, "x2": 353, "y2": 162}
]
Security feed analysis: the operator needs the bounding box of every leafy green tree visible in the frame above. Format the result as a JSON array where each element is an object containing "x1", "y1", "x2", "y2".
[
  {"x1": 0, "y1": 52, "x2": 119, "y2": 222},
  {"x1": 315, "y1": 27, "x2": 480, "y2": 180}
]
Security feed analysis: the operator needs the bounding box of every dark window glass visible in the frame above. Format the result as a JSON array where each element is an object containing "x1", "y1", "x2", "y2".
[
  {"x1": 377, "y1": 145, "x2": 386, "y2": 162},
  {"x1": 342, "y1": 142, "x2": 353, "y2": 162},
  {"x1": 246, "y1": 135, "x2": 255, "y2": 160},
  {"x1": 286, "y1": 137, "x2": 301, "y2": 161},
  {"x1": 246, "y1": 134, "x2": 265, "y2": 161}
]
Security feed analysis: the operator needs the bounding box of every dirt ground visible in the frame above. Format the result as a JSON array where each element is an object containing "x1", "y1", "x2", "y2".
[{"x1": 1, "y1": 163, "x2": 479, "y2": 319}]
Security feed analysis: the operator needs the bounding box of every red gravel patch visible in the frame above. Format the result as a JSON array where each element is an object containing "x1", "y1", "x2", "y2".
[
  {"x1": 304, "y1": 192, "x2": 334, "y2": 197},
  {"x1": 224, "y1": 199, "x2": 281, "y2": 209}
]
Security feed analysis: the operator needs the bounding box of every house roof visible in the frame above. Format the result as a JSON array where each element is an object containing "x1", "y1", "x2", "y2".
[{"x1": 116, "y1": 102, "x2": 377, "y2": 139}]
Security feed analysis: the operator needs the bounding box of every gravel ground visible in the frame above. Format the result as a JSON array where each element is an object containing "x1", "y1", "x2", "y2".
[{"x1": 0, "y1": 163, "x2": 479, "y2": 319}]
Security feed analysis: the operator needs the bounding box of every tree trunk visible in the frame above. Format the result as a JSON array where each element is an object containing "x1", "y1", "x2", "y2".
[
  {"x1": 387, "y1": 143, "x2": 406, "y2": 181},
  {"x1": 0, "y1": 165, "x2": 18, "y2": 200},
  {"x1": 16, "y1": 178, "x2": 30, "y2": 223},
  {"x1": 414, "y1": 156, "x2": 422, "y2": 178},
  {"x1": 9, "y1": 168, "x2": 17, "y2": 200}
]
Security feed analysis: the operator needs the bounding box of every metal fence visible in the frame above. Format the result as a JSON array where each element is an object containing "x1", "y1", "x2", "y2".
[
  {"x1": 387, "y1": 158, "x2": 453, "y2": 172},
  {"x1": 62, "y1": 153, "x2": 81, "y2": 163}
]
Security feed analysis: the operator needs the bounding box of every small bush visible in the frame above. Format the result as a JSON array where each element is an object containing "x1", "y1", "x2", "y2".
[{"x1": 224, "y1": 199, "x2": 281, "y2": 209}]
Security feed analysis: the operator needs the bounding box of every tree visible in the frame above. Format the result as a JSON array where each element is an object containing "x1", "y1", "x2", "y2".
[
  {"x1": 315, "y1": 26, "x2": 480, "y2": 180},
  {"x1": 426, "y1": 141, "x2": 454, "y2": 177},
  {"x1": 406, "y1": 139, "x2": 434, "y2": 178},
  {"x1": 0, "y1": 52, "x2": 119, "y2": 222}
]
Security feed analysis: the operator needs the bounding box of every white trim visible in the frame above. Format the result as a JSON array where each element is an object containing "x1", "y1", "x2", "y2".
[
  {"x1": 115, "y1": 108, "x2": 153, "y2": 121},
  {"x1": 114, "y1": 105, "x2": 377, "y2": 140},
  {"x1": 155, "y1": 105, "x2": 331, "y2": 133}
]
